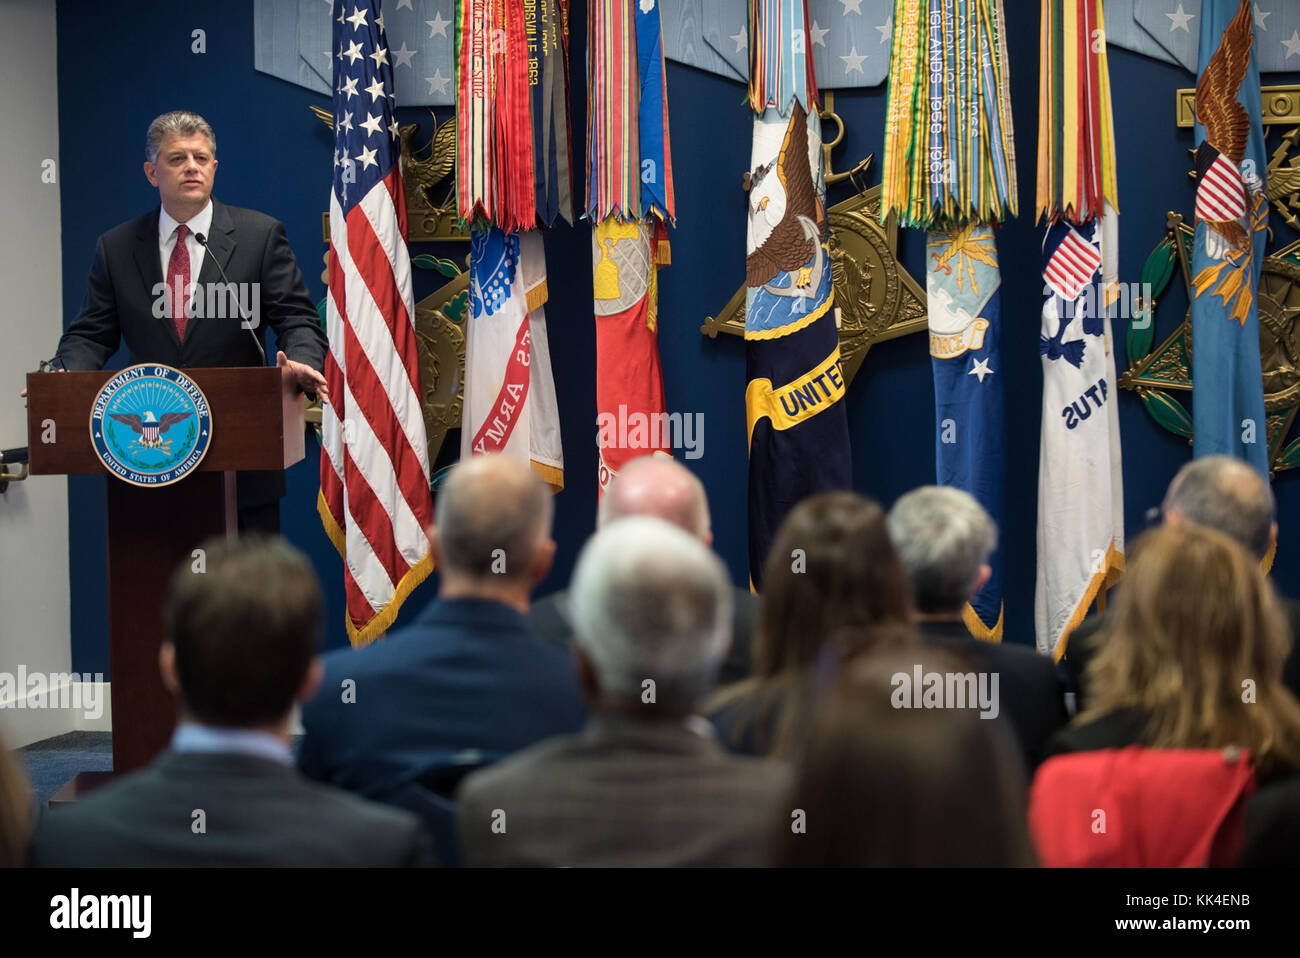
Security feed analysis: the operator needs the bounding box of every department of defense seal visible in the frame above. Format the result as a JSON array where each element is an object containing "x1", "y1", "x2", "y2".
[{"x1": 89, "y1": 364, "x2": 212, "y2": 487}]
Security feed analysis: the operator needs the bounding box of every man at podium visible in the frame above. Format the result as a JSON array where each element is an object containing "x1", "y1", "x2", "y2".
[{"x1": 44, "y1": 110, "x2": 328, "y2": 532}]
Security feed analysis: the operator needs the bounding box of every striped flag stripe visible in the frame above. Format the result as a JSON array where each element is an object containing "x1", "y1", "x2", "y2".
[{"x1": 325, "y1": 250, "x2": 429, "y2": 573}]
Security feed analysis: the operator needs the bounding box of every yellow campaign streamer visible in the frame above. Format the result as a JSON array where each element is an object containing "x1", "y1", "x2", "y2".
[{"x1": 745, "y1": 345, "x2": 848, "y2": 451}]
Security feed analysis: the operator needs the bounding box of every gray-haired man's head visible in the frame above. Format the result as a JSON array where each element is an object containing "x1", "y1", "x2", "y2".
[
  {"x1": 886, "y1": 486, "x2": 997, "y2": 616},
  {"x1": 569, "y1": 517, "x2": 732, "y2": 712},
  {"x1": 1163, "y1": 455, "x2": 1276, "y2": 560},
  {"x1": 431, "y1": 454, "x2": 554, "y2": 588},
  {"x1": 145, "y1": 110, "x2": 216, "y2": 163}
]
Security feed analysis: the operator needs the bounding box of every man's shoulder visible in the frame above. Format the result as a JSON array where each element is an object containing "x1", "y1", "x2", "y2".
[
  {"x1": 97, "y1": 210, "x2": 157, "y2": 249},
  {"x1": 203, "y1": 201, "x2": 285, "y2": 246},
  {"x1": 457, "y1": 733, "x2": 584, "y2": 801}
]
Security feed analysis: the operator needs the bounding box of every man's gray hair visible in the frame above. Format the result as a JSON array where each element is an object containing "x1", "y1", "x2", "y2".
[
  {"x1": 146, "y1": 111, "x2": 217, "y2": 163},
  {"x1": 570, "y1": 516, "x2": 731, "y2": 709},
  {"x1": 433, "y1": 455, "x2": 553, "y2": 582},
  {"x1": 1163, "y1": 455, "x2": 1275, "y2": 560},
  {"x1": 886, "y1": 486, "x2": 997, "y2": 615}
]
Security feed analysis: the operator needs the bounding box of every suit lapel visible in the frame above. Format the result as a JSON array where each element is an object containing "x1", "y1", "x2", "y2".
[
  {"x1": 189, "y1": 199, "x2": 237, "y2": 346},
  {"x1": 133, "y1": 208, "x2": 177, "y2": 351}
]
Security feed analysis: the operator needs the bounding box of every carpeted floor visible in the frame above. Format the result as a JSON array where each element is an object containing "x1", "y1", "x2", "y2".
[{"x1": 18, "y1": 732, "x2": 113, "y2": 805}]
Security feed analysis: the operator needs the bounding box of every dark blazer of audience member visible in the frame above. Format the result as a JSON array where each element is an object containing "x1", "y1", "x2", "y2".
[
  {"x1": 773, "y1": 649, "x2": 1036, "y2": 867},
  {"x1": 707, "y1": 492, "x2": 915, "y2": 758},
  {"x1": 32, "y1": 538, "x2": 432, "y2": 867},
  {"x1": 0, "y1": 729, "x2": 34, "y2": 868},
  {"x1": 458, "y1": 517, "x2": 791, "y2": 867},
  {"x1": 1047, "y1": 523, "x2": 1300, "y2": 786},
  {"x1": 530, "y1": 455, "x2": 758, "y2": 684},
  {"x1": 298, "y1": 455, "x2": 586, "y2": 802},
  {"x1": 1068, "y1": 455, "x2": 1300, "y2": 707},
  {"x1": 886, "y1": 485, "x2": 1067, "y2": 769}
]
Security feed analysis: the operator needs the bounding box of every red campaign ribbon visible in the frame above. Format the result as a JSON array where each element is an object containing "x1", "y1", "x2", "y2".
[
  {"x1": 470, "y1": 313, "x2": 533, "y2": 454},
  {"x1": 499, "y1": 0, "x2": 536, "y2": 231}
]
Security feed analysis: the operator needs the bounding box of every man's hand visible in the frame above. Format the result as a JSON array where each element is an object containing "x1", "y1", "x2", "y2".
[{"x1": 277, "y1": 350, "x2": 329, "y2": 405}]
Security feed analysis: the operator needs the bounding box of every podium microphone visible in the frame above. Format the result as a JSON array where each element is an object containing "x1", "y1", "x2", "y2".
[{"x1": 193, "y1": 232, "x2": 267, "y2": 367}]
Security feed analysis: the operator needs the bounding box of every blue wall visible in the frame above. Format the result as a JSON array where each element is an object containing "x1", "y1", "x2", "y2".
[{"x1": 55, "y1": 0, "x2": 1300, "y2": 674}]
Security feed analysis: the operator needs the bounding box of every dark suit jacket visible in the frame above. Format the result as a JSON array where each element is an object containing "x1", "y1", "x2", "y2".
[
  {"x1": 1238, "y1": 774, "x2": 1300, "y2": 866},
  {"x1": 1065, "y1": 598, "x2": 1300, "y2": 712},
  {"x1": 298, "y1": 597, "x2": 588, "y2": 801},
  {"x1": 530, "y1": 585, "x2": 758, "y2": 686},
  {"x1": 54, "y1": 199, "x2": 328, "y2": 506},
  {"x1": 919, "y1": 619, "x2": 1068, "y2": 770},
  {"x1": 31, "y1": 750, "x2": 432, "y2": 867},
  {"x1": 456, "y1": 714, "x2": 792, "y2": 867}
]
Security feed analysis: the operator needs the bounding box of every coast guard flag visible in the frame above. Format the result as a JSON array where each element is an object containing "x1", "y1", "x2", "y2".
[
  {"x1": 1034, "y1": 0, "x2": 1125, "y2": 659},
  {"x1": 319, "y1": 0, "x2": 435, "y2": 645},
  {"x1": 1190, "y1": 0, "x2": 1269, "y2": 475},
  {"x1": 1035, "y1": 215, "x2": 1125, "y2": 659},
  {"x1": 461, "y1": 225, "x2": 565, "y2": 491},
  {"x1": 744, "y1": 0, "x2": 851, "y2": 588},
  {"x1": 926, "y1": 227, "x2": 1006, "y2": 639}
]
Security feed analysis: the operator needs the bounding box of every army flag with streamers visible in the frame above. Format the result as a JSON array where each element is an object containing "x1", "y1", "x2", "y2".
[
  {"x1": 1190, "y1": 0, "x2": 1269, "y2": 475},
  {"x1": 884, "y1": 0, "x2": 1017, "y2": 639},
  {"x1": 1034, "y1": 0, "x2": 1125, "y2": 660},
  {"x1": 456, "y1": 0, "x2": 569, "y2": 488},
  {"x1": 461, "y1": 225, "x2": 565, "y2": 490},
  {"x1": 744, "y1": 0, "x2": 851, "y2": 588},
  {"x1": 588, "y1": 0, "x2": 675, "y2": 495}
]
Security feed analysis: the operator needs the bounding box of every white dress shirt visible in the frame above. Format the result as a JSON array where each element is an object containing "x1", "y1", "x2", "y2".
[{"x1": 158, "y1": 200, "x2": 213, "y2": 297}]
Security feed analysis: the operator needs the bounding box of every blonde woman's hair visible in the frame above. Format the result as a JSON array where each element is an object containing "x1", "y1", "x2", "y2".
[{"x1": 1080, "y1": 522, "x2": 1300, "y2": 776}]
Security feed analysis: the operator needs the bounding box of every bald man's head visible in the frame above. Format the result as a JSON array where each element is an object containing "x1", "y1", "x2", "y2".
[
  {"x1": 1163, "y1": 455, "x2": 1276, "y2": 560},
  {"x1": 432, "y1": 455, "x2": 554, "y2": 583},
  {"x1": 599, "y1": 456, "x2": 711, "y2": 544}
]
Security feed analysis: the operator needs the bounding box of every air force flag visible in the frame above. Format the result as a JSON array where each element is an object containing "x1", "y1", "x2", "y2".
[{"x1": 926, "y1": 225, "x2": 1005, "y2": 640}]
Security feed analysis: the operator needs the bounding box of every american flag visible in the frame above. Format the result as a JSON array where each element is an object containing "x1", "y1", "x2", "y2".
[
  {"x1": 1043, "y1": 226, "x2": 1103, "y2": 303},
  {"x1": 319, "y1": 0, "x2": 434, "y2": 645}
]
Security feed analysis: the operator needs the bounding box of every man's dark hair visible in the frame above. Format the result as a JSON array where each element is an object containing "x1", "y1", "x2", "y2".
[
  {"x1": 1163, "y1": 455, "x2": 1276, "y2": 560},
  {"x1": 165, "y1": 535, "x2": 321, "y2": 727}
]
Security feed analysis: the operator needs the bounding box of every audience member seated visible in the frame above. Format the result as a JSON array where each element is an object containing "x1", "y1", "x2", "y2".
[
  {"x1": 1031, "y1": 745, "x2": 1257, "y2": 867},
  {"x1": 298, "y1": 454, "x2": 586, "y2": 802},
  {"x1": 886, "y1": 485, "x2": 1067, "y2": 768},
  {"x1": 708, "y1": 492, "x2": 914, "y2": 757},
  {"x1": 1045, "y1": 523, "x2": 1300, "y2": 787},
  {"x1": 1068, "y1": 455, "x2": 1300, "y2": 707},
  {"x1": 0, "y1": 730, "x2": 34, "y2": 867},
  {"x1": 457, "y1": 517, "x2": 791, "y2": 867},
  {"x1": 32, "y1": 537, "x2": 432, "y2": 867},
  {"x1": 1238, "y1": 775, "x2": 1300, "y2": 866},
  {"x1": 772, "y1": 649, "x2": 1035, "y2": 867},
  {"x1": 530, "y1": 454, "x2": 757, "y2": 684}
]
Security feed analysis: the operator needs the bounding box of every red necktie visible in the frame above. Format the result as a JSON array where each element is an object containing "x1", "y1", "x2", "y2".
[{"x1": 167, "y1": 223, "x2": 191, "y2": 341}]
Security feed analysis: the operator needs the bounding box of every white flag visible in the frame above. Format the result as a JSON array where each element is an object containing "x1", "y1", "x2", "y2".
[
  {"x1": 1034, "y1": 205, "x2": 1125, "y2": 659},
  {"x1": 461, "y1": 224, "x2": 564, "y2": 489}
]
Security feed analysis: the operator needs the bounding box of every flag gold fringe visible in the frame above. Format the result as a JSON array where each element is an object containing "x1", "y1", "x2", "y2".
[
  {"x1": 1262, "y1": 537, "x2": 1276, "y2": 575},
  {"x1": 964, "y1": 601, "x2": 1005, "y2": 644},
  {"x1": 526, "y1": 280, "x2": 548, "y2": 315},
  {"x1": 346, "y1": 549, "x2": 435, "y2": 648},
  {"x1": 1052, "y1": 540, "x2": 1126, "y2": 662},
  {"x1": 531, "y1": 459, "x2": 564, "y2": 493},
  {"x1": 319, "y1": 490, "x2": 436, "y2": 648},
  {"x1": 317, "y1": 488, "x2": 346, "y2": 558}
]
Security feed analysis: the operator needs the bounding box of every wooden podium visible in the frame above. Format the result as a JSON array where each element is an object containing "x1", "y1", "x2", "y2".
[{"x1": 26, "y1": 366, "x2": 305, "y2": 779}]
